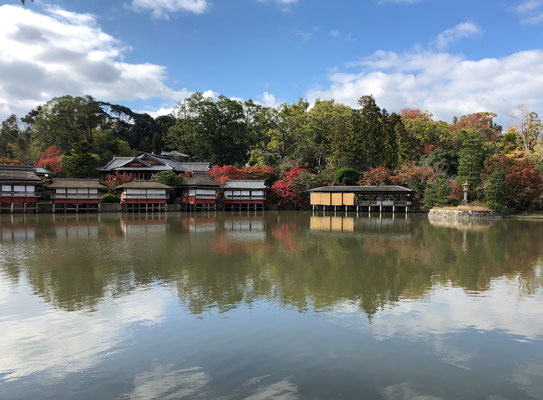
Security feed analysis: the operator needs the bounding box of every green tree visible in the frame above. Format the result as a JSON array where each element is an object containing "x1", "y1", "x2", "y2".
[
  {"x1": 155, "y1": 170, "x2": 183, "y2": 187},
  {"x1": 152, "y1": 132, "x2": 163, "y2": 154},
  {"x1": 267, "y1": 99, "x2": 309, "y2": 161},
  {"x1": 334, "y1": 168, "x2": 360, "y2": 185},
  {"x1": 422, "y1": 174, "x2": 452, "y2": 210},
  {"x1": 395, "y1": 118, "x2": 418, "y2": 166},
  {"x1": 33, "y1": 95, "x2": 105, "y2": 153},
  {"x1": 60, "y1": 142, "x2": 100, "y2": 178},
  {"x1": 456, "y1": 133, "x2": 484, "y2": 198},
  {"x1": 178, "y1": 93, "x2": 250, "y2": 165},
  {"x1": 356, "y1": 95, "x2": 383, "y2": 169},
  {"x1": 486, "y1": 170, "x2": 508, "y2": 211}
]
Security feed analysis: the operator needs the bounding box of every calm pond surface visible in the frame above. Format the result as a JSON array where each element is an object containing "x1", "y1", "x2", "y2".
[{"x1": 0, "y1": 212, "x2": 542, "y2": 400}]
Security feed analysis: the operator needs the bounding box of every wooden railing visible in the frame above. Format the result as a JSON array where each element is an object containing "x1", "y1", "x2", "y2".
[
  {"x1": 1, "y1": 191, "x2": 38, "y2": 198},
  {"x1": 224, "y1": 195, "x2": 267, "y2": 201},
  {"x1": 358, "y1": 200, "x2": 412, "y2": 206},
  {"x1": 53, "y1": 194, "x2": 101, "y2": 200}
]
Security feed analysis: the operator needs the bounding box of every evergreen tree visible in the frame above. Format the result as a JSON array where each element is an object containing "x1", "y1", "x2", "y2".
[
  {"x1": 154, "y1": 170, "x2": 183, "y2": 187},
  {"x1": 457, "y1": 134, "x2": 484, "y2": 198},
  {"x1": 60, "y1": 141, "x2": 100, "y2": 178},
  {"x1": 422, "y1": 174, "x2": 451, "y2": 210},
  {"x1": 357, "y1": 95, "x2": 383, "y2": 169},
  {"x1": 334, "y1": 168, "x2": 360, "y2": 185},
  {"x1": 152, "y1": 132, "x2": 163, "y2": 154},
  {"x1": 486, "y1": 170, "x2": 508, "y2": 211}
]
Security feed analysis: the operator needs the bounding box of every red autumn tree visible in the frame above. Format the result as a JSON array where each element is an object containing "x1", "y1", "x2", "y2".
[
  {"x1": 400, "y1": 108, "x2": 429, "y2": 120},
  {"x1": 35, "y1": 146, "x2": 65, "y2": 175},
  {"x1": 100, "y1": 172, "x2": 134, "y2": 190},
  {"x1": 506, "y1": 164, "x2": 543, "y2": 211},
  {"x1": 0, "y1": 158, "x2": 24, "y2": 166},
  {"x1": 391, "y1": 163, "x2": 436, "y2": 194},
  {"x1": 358, "y1": 167, "x2": 393, "y2": 186},
  {"x1": 269, "y1": 167, "x2": 307, "y2": 209},
  {"x1": 208, "y1": 165, "x2": 278, "y2": 185}
]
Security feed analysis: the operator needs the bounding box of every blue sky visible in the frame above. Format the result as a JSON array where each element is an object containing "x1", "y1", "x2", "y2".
[{"x1": 1, "y1": 0, "x2": 543, "y2": 124}]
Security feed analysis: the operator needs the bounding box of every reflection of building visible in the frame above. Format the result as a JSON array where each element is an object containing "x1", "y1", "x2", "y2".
[
  {"x1": 54, "y1": 220, "x2": 100, "y2": 239},
  {"x1": 180, "y1": 171, "x2": 220, "y2": 211},
  {"x1": 309, "y1": 186, "x2": 414, "y2": 212},
  {"x1": 0, "y1": 220, "x2": 37, "y2": 241},
  {"x1": 118, "y1": 182, "x2": 171, "y2": 212},
  {"x1": 223, "y1": 216, "x2": 266, "y2": 241},
  {"x1": 310, "y1": 216, "x2": 354, "y2": 233},
  {"x1": 97, "y1": 153, "x2": 209, "y2": 181},
  {"x1": 223, "y1": 180, "x2": 268, "y2": 211},
  {"x1": 309, "y1": 214, "x2": 412, "y2": 237},
  {"x1": 0, "y1": 166, "x2": 42, "y2": 213},
  {"x1": 181, "y1": 217, "x2": 217, "y2": 233},
  {"x1": 49, "y1": 179, "x2": 106, "y2": 213},
  {"x1": 121, "y1": 216, "x2": 168, "y2": 236}
]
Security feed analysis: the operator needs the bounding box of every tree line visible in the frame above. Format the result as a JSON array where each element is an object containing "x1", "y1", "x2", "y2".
[{"x1": 1, "y1": 93, "x2": 542, "y2": 211}]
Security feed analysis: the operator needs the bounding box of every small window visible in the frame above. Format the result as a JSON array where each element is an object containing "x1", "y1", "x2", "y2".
[
  {"x1": 56, "y1": 188, "x2": 66, "y2": 194},
  {"x1": 26, "y1": 186, "x2": 35, "y2": 192},
  {"x1": 2, "y1": 185, "x2": 11, "y2": 192}
]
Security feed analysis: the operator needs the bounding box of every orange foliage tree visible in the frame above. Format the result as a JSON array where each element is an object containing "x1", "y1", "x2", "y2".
[
  {"x1": 35, "y1": 146, "x2": 65, "y2": 175},
  {"x1": 100, "y1": 172, "x2": 134, "y2": 190},
  {"x1": 0, "y1": 158, "x2": 24, "y2": 166}
]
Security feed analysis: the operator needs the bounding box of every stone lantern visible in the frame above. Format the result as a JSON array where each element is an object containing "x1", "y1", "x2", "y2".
[{"x1": 461, "y1": 180, "x2": 469, "y2": 205}]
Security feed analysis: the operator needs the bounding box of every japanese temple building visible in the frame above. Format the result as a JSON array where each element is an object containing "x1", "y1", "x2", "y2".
[
  {"x1": 48, "y1": 179, "x2": 107, "y2": 213},
  {"x1": 180, "y1": 171, "x2": 221, "y2": 211},
  {"x1": 0, "y1": 166, "x2": 43, "y2": 213},
  {"x1": 223, "y1": 180, "x2": 268, "y2": 211},
  {"x1": 117, "y1": 181, "x2": 172, "y2": 212},
  {"x1": 309, "y1": 185, "x2": 414, "y2": 213},
  {"x1": 98, "y1": 153, "x2": 209, "y2": 181}
]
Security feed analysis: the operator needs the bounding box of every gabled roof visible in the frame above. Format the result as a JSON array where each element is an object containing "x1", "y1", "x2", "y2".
[
  {"x1": 48, "y1": 179, "x2": 107, "y2": 189},
  {"x1": 161, "y1": 150, "x2": 189, "y2": 158},
  {"x1": 223, "y1": 180, "x2": 268, "y2": 190},
  {"x1": 117, "y1": 181, "x2": 172, "y2": 190},
  {"x1": 0, "y1": 166, "x2": 43, "y2": 184},
  {"x1": 180, "y1": 171, "x2": 220, "y2": 188},
  {"x1": 308, "y1": 185, "x2": 413, "y2": 193},
  {"x1": 98, "y1": 154, "x2": 210, "y2": 173}
]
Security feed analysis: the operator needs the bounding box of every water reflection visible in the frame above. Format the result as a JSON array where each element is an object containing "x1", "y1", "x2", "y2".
[{"x1": 0, "y1": 212, "x2": 542, "y2": 399}]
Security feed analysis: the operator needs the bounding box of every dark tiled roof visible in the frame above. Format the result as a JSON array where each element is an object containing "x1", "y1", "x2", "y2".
[
  {"x1": 180, "y1": 171, "x2": 220, "y2": 188},
  {"x1": 48, "y1": 179, "x2": 107, "y2": 189},
  {"x1": 97, "y1": 154, "x2": 210, "y2": 173},
  {"x1": 117, "y1": 181, "x2": 172, "y2": 190},
  {"x1": 0, "y1": 166, "x2": 43, "y2": 184},
  {"x1": 223, "y1": 180, "x2": 268, "y2": 189},
  {"x1": 308, "y1": 185, "x2": 413, "y2": 193}
]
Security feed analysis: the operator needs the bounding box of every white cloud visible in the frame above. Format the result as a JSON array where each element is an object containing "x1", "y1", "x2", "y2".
[
  {"x1": 330, "y1": 30, "x2": 341, "y2": 37},
  {"x1": 0, "y1": 5, "x2": 193, "y2": 120},
  {"x1": 297, "y1": 31, "x2": 313, "y2": 40},
  {"x1": 514, "y1": 0, "x2": 543, "y2": 24},
  {"x1": 260, "y1": 92, "x2": 282, "y2": 108},
  {"x1": 131, "y1": 0, "x2": 209, "y2": 19},
  {"x1": 433, "y1": 22, "x2": 481, "y2": 50},
  {"x1": 307, "y1": 48, "x2": 543, "y2": 123}
]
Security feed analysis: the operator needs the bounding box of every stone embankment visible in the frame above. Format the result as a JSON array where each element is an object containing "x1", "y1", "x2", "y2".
[{"x1": 428, "y1": 208, "x2": 503, "y2": 222}]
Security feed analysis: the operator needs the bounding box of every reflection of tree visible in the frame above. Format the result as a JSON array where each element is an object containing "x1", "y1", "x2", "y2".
[{"x1": 1, "y1": 214, "x2": 543, "y2": 318}]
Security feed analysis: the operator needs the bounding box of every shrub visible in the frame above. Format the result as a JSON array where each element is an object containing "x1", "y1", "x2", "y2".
[
  {"x1": 155, "y1": 170, "x2": 183, "y2": 187},
  {"x1": 100, "y1": 193, "x2": 120, "y2": 203},
  {"x1": 334, "y1": 168, "x2": 360, "y2": 185}
]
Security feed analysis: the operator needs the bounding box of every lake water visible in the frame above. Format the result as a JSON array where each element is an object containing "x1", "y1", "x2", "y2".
[{"x1": 0, "y1": 212, "x2": 542, "y2": 400}]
